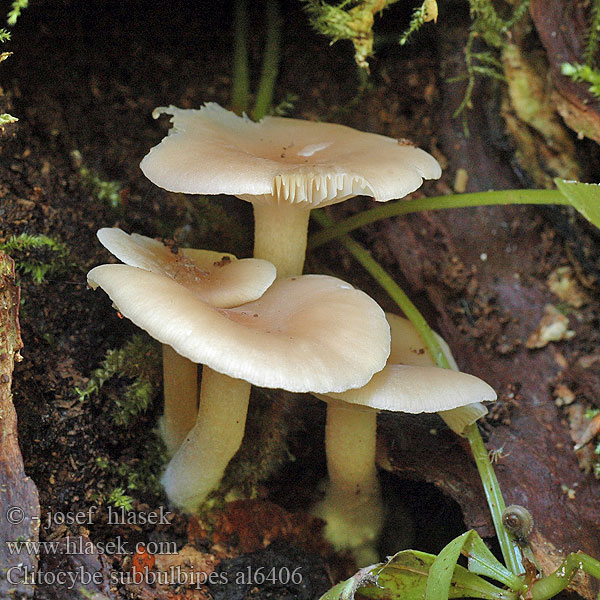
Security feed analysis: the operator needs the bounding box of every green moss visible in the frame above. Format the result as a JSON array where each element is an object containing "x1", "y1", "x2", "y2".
[
  {"x1": 399, "y1": 0, "x2": 437, "y2": 47},
  {"x1": 72, "y1": 150, "x2": 123, "y2": 210},
  {"x1": 7, "y1": 0, "x2": 28, "y2": 26},
  {"x1": 107, "y1": 487, "x2": 135, "y2": 510},
  {"x1": 584, "y1": 0, "x2": 600, "y2": 67},
  {"x1": 76, "y1": 334, "x2": 161, "y2": 426},
  {"x1": 0, "y1": 233, "x2": 70, "y2": 284},
  {"x1": 95, "y1": 435, "x2": 167, "y2": 503},
  {"x1": 303, "y1": 0, "x2": 401, "y2": 70},
  {"x1": 451, "y1": 0, "x2": 529, "y2": 132},
  {"x1": 561, "y1": 62, "x2": 600, "y2": 99}
]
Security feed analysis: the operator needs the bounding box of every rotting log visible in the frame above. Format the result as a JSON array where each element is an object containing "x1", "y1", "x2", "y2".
[
  {"x1": 530, "y1": 0, "x2": 600, "y2": 144},
  {"x1": 0, "y1": 251, "x2": 40, "y2": 599},
  {"x1": 374, "y1": 20, "x2": 600, "y2": 600}
]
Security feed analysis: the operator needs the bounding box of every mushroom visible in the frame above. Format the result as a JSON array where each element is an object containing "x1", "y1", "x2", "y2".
[
  {"x1": 384, "y1": 313, "x2": 489, "y2": 434},
  {"x1": 95, "y1": 228, "x2": 277, "y2": 456},
  {"x1": 311, "y1": 314, "x2": 495, "y2": 565},
  {"x1": 140, "y1": 103, "x2": 441, "y2": 277},
  {"x1": 87, "y1": 259, "x2": 391, "y2": 512}
]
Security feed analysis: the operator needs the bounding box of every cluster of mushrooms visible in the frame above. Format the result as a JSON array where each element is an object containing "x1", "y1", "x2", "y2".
[{"x1": 88, "y1": 103, "x2": 496, "y2": 565}]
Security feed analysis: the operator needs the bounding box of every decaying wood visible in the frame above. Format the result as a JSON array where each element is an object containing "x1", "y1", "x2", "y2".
[
  {"x1": 530, "y1": 0, "x2": 600, "y2": 144},
  {"x1": 0, "y1": 251, "x2": 40, "y2": 598},
  {"x1": 372, "y1": 21, "x2": 600, "y2": 600}
]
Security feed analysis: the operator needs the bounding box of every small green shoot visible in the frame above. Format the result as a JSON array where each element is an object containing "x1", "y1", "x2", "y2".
[
  {"x1": 560, "y1": 63, "x2": 600, "y2": 99},
  {"x1": 251, "y1": 0, "x2": 281, "y2": 121},
  {"x1": 79, "y1": 165, "x2": 123, "y2": 209},
  {"x1": 7, "y1": 0, "x2": 28, "y2": 26},
  {"x1": 399, "y1": 0, "x2": 437, "y2": 47},
  {"x1": 0, "y1": 233, "x2": 70, "y2": 283},
  {"x1": 72, "y1": 151, "x2": 124, "y2": 210},
  {"x1": 107, "y1": 487, "x2": 134, "y2": 510},
  {"x1": 230, "y1": 0, "x2": 282, "y2": 120},
  {"x1": 231, "y1": 0, "x2": 250, "y2": 115}
]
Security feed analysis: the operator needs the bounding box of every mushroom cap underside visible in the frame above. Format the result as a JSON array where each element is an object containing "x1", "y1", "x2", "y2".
[{"x1": 140, "y1": 103, "x2": 442, "y2": 208}]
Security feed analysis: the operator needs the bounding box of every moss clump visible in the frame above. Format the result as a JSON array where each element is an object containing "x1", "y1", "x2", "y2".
[
  {"x1": 95, "y1": 436, "x2": 167, "y2": 506},
  {"x1": 399, "y1": 0, "x2": 438, "y2": 47},
  {"x1": 72, "y1": 150, "x2": 124, "y2": 209},
  {"x1": 561, "y1": 63, "x2": 600, "y2": 99},
  {"x1": 451, "y1": 0, "x2": 530, "y2": 130},
  {"x1": 76, "y1": 334, "x2": 161, "y2": 426},
  {"x1": 0, "y1": 233, "x2": 70, "y2": 283},
  {"x1": 303, "y1": 0, "x2": 399, "y2": 71},
  {"x1": 84, "y1": 335, "x2": 167, "y2": 504},
  {"x1": 7, "y1": 0, "x2": 28, "y2": 26}
]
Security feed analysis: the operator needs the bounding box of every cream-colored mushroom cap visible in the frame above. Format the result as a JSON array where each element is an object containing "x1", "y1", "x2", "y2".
[
  {"x1": 323, "y1": 313, "x2": 496, "y2": 414},
  {"x1": 96, "y1": 228, "x2": 276, "y2": 308},
  {"x1": 386, "y1": 312, "x2": 459, "y2": 369},
  {"x1": 87, "y1": 267, "x2": 390, "y2": 393},
  {"x1": 140, "y1": 103, "x2": 442, "y2": 208},
  {"x1": 386, "y1": 313, "x2": 489, "y2": 432},
  {"x1": 324, "y1": 364, "x2": 496, "y2": 412}
]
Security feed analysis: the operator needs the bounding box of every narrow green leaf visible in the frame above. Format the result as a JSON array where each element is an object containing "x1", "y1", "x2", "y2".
[
  {"x1": 555, "y1": 178, "x2": 600, "y2": 229},
  {"x1": 318, "y1": 579, "x2": 356, "y2": 600},
  {"x1": 319, "y1": 547, "x2": 517, "y2": 600},
  {"x1": 426, "y1": 531, "x2": 472, "y2": 600},
  {"x1": 368, "y1": 549, "x2": 515, "y2": 600},
  {"x1": 463, "y1": 531, "x2": 524, "y2": 590},
  {"x1": 450, "y1": 565, "x2": 516, "y2": 600},
  {"x1": 318, "y1": 564, "x2": 382, "y2": 600}
]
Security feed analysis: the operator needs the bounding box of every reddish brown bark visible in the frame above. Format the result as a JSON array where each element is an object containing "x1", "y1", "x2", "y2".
[{"x1": 0, "y1": 252, "x2": 40, "y2": 599}]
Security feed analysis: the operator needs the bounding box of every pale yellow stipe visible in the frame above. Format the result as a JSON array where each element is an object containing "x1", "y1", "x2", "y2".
[
  {"x1": 162, "y1": 367, "x2": 251, "y2": 512},
  {"x1": 161, "y1": 345, "x2": 198, "y2": 458}
]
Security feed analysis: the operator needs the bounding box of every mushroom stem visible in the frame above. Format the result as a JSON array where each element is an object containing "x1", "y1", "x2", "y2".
[
  {"x1": 162, "y1": 366, "x2": 251, "y2": 512},
  {"x1": 313, "y1": 403, "x2": 383, "y2": 566},
  {"x1": 161, "y1": 344, "x2": 198, "y2": 457},
  {"x1": 253, "y1": 203, "x2": 311, "y2": 278}
]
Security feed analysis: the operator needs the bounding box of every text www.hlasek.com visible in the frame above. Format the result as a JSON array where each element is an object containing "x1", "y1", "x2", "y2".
[
  {"x1": 6, "y1": 537, "x2": 175, "y2": 557},
  {"x1": 7, "y1": 564, "x2": 304, "y2": 591}
]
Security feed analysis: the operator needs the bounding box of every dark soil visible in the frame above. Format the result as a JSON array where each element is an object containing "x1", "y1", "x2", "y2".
[{"x1": 1, "y1": 1, "x2": 600, "y2": 599}]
